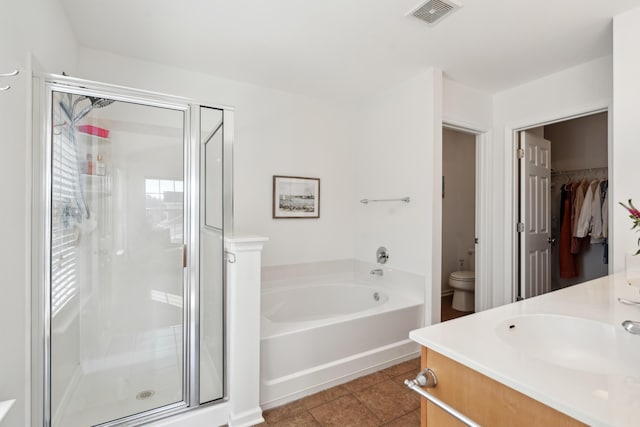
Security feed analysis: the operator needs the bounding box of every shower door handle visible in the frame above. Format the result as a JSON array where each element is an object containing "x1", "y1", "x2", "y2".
[{"x1": 183, "y1": 244, "x2": 187, "y2": 268}]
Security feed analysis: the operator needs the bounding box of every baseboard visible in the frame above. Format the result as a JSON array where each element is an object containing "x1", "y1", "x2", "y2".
[{"x1": 228, "y1": 407, "x2": 264, "y2": 427}]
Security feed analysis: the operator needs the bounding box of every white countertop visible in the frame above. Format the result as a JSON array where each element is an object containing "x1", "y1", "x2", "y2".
[{"x1": 409, "y1": 273, "x2": 640, "y2": 427}]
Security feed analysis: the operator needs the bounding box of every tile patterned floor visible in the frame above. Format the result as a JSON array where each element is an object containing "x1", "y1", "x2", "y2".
[{"x1": 259, "y1": 358, "x2": 422, "y2": 426}]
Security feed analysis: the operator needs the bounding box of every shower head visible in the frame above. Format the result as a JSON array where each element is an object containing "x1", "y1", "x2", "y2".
[
  {"x1": 88, "y1": 97, "x2": 115, "y2": 109},
  {"x1": 73, "y1": 96, "x2": 115, "y2": 122},
  {"x1": 59, "y1": 95, "x2": 115, "y2": 123}
]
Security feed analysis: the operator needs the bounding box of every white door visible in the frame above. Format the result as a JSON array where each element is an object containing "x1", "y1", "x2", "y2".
[{"x1": 520, "y1": 130, "x2": 551, "y2": 298}]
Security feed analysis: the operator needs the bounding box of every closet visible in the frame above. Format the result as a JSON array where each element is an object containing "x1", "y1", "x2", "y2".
[
  {"x1": 545, "y1": 112, "x2": 609, "y2": 291},
  {"x1": 519, "y1": 111, "x2": 608, "y2": 299}
]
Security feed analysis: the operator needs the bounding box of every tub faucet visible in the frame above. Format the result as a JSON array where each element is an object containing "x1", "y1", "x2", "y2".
[{"x1": 370, "y1": 268, "x2": 383, "y2": 276}]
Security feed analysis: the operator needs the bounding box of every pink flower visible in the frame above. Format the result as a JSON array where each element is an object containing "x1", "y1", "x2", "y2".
[
  {"x1": 620, "y1": 200, "x2": 640, "y2": 219},
  {"x1": 620, "y1": 201, "x2": 640, "y2": 253}
]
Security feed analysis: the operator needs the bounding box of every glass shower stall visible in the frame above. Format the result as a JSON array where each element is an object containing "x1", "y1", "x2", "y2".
[{"x1": 31, "y1": 75, "x2": 231, "y2": 426}]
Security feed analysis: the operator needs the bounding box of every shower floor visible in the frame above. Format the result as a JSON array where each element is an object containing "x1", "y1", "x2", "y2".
[{"x1": 54, "y1": 325, "x2": 221, "y2": 426}]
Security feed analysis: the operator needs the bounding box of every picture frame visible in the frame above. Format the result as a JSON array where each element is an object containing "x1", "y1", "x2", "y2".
[{"x1": 273, "y1": 175, "x2": 320, "y2": 219}]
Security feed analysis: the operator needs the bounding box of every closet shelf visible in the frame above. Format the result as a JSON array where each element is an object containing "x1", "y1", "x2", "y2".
[{"x1": 551, "y1": 166, "x2": 608, "y2": 176}]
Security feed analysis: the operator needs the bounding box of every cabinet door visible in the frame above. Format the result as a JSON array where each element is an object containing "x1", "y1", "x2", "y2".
[{"x1": 420, "y1": 347, "x2": 585, "y2": 427}]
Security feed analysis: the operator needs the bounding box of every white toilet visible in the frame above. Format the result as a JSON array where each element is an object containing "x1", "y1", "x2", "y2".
[{"x1": 449, "y1": 270, "x2": 475, "y2": 312}]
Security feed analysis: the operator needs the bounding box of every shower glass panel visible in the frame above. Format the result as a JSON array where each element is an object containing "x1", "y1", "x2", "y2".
[
  {"x1": 49, "y1": 91, "x2": 186, "y2": 426},
  {"x1": 199, "y1": 106, "x2": 224, "y2": 403}
]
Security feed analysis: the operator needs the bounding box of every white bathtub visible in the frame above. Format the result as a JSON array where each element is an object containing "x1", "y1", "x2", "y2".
[{"x1": 260, "y1": 282, "x2": 423, "y2": 408}]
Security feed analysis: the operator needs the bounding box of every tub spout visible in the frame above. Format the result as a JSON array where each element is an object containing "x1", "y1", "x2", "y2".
[{"x1": 370, "y1": 268, "x2": 383, "y2": 276}]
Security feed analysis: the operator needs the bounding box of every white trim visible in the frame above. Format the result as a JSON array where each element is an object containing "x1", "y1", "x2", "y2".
[
  {"x1": 442, "y1": 123, "x2": 492, "y2": 313},
  {"x1": 430, "y1": 69, "x2": 444, "y2": 325},
  {"x1": 442, "y1": 117, "x2": 490, "y2": 134},
  {"x1": 476, "y1": 130, "x2": 492, "y2": 312},
  {"x1": 228, "y1": 407, "x2": 264, "y2": 427},
  {"x1": 225, "y1": 236, "x2": 267, "y2": 427},
  {"x1": 25, "y1": 52, "x2": 34, "y2": 427},
  {"x1": 503, "y1": 103, "x2": 610, "y2": 305},
  {"x1": 33, "y1": 72, "x2": 235, "y2": 113}
]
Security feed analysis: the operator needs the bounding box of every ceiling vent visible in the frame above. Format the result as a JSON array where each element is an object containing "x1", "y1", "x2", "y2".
[{"x1": 410, "y1": 0, "x2": 462, "y2": 26}]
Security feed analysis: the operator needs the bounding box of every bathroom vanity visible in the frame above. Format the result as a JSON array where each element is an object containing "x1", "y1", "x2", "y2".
[{"x1": 409, "y1": 273, "x2": 640, "y2": 427}]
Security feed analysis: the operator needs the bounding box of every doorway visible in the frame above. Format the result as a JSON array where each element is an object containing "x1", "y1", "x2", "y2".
[
  {"x1": 517, "y1": 111, "x2": 609, "y2": 299},
  {"x1": 441, "y1": 127, "x2": 478, "y2": 321}
]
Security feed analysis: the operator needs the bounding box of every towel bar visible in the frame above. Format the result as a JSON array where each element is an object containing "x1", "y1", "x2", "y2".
[
  {"x1": 404, "y1": 369, "x2": 481, "y2": 427},
  {"x1": 360, "y1": 196, "x2": 410, "y2": 204}
]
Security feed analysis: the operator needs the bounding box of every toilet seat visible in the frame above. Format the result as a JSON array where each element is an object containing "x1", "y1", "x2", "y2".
[{"x1": 449, "y1": 271, "x2": 474, "y2": 281}]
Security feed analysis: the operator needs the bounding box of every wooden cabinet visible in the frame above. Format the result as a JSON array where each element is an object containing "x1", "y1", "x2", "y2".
[{"x1": 420, "y1": 347, "x2": 586, "y2": 427}]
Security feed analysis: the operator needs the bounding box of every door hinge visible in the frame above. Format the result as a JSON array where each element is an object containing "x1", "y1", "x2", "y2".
[
  {"x1": 517, "y1": 222, "x2": 524, "y2": 233},
  {"x1": 224, "y1": 251, "x2": 236, "y2": 264},
  {"x1": 517, "y1": 148, "x2": 525, "y2": 159}
]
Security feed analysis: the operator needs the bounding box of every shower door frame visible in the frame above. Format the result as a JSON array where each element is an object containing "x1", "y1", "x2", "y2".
[{"x1": 31, "y1": 74, "x2": 233, "y2": 427}]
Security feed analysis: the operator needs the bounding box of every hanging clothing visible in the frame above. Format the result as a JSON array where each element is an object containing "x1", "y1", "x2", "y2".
[
  {"x1": 576, "y1": 179, "x2": 601, "y2": 239},
  {"x1": 601, "y1": 179, "x2": 609, "y2": 264},
  {"x1": 559, "y1": 184, "x2": 567, "y2": 226},
  {"x1": 590, "y1": 180, "x2": 603, "y2": 241},
  {"x1": 601, "y1": 180, "x2": 608, "y2": 238},
  {"x1": 571, "y1": 179, "x2": 588, "y2": 254},
  {"x1": 559, "y1": 187, "x2": 577, "y2": 278}
]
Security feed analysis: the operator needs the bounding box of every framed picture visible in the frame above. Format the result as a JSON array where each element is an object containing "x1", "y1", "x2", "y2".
[{"x1": 273, "y1": 175, "x2": 320, "y2": 219}]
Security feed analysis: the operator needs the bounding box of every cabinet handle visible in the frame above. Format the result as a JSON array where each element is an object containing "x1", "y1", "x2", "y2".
[{"x1": 405, "y1": 369, "x2": 482, "y2": 427}]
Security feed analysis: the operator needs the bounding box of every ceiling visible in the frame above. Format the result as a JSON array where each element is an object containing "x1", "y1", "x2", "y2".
[{"x1": 60, "y1": 0, "x2": 640, "y2": 101}]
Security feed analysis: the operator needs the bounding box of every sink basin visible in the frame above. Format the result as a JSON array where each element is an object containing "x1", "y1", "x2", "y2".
[{"x1": 496, "y1": 314, "x2": 631, "y2": 374}]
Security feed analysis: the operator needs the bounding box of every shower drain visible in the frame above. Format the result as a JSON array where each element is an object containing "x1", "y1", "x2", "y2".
[{"x1": 136, "y1": 390, "x2": 155, "y2": 400}]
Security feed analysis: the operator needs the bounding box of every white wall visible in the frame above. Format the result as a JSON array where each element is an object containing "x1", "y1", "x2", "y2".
[
  {"x1": 442, "y1": 128, "x2": 476, "y2": 294},
  {"x1": 613, "y1": 7, "x2": 640, "y2": 273},
  {"x1": 443, "y1": 78, "x2": 493, "y2": 131},
  {"x1": 77, "y1": 48, "x2": 355, "y2": 267},
  {"x1": 1, "y1": 2, "x2": 78, "y2": 426},
  {"x1": 353, "y1": 68, "x2": 442, "y2": 323},
  {"x1": 492, "y1": 56, "x2": 612, "y2": 306}
]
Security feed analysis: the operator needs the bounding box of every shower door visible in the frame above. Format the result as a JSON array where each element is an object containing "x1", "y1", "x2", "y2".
[
  {"x1": 48, "y1": 88, "x2": 187, "y2": 426},
  {"x1": 34, "y1": 77, "x2": 228, "y2": 427}
]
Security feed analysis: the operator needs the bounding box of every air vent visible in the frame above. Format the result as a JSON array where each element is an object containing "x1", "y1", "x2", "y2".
[{"x1": 410, "y1": 0, "x2": 462, "y2": 26}]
